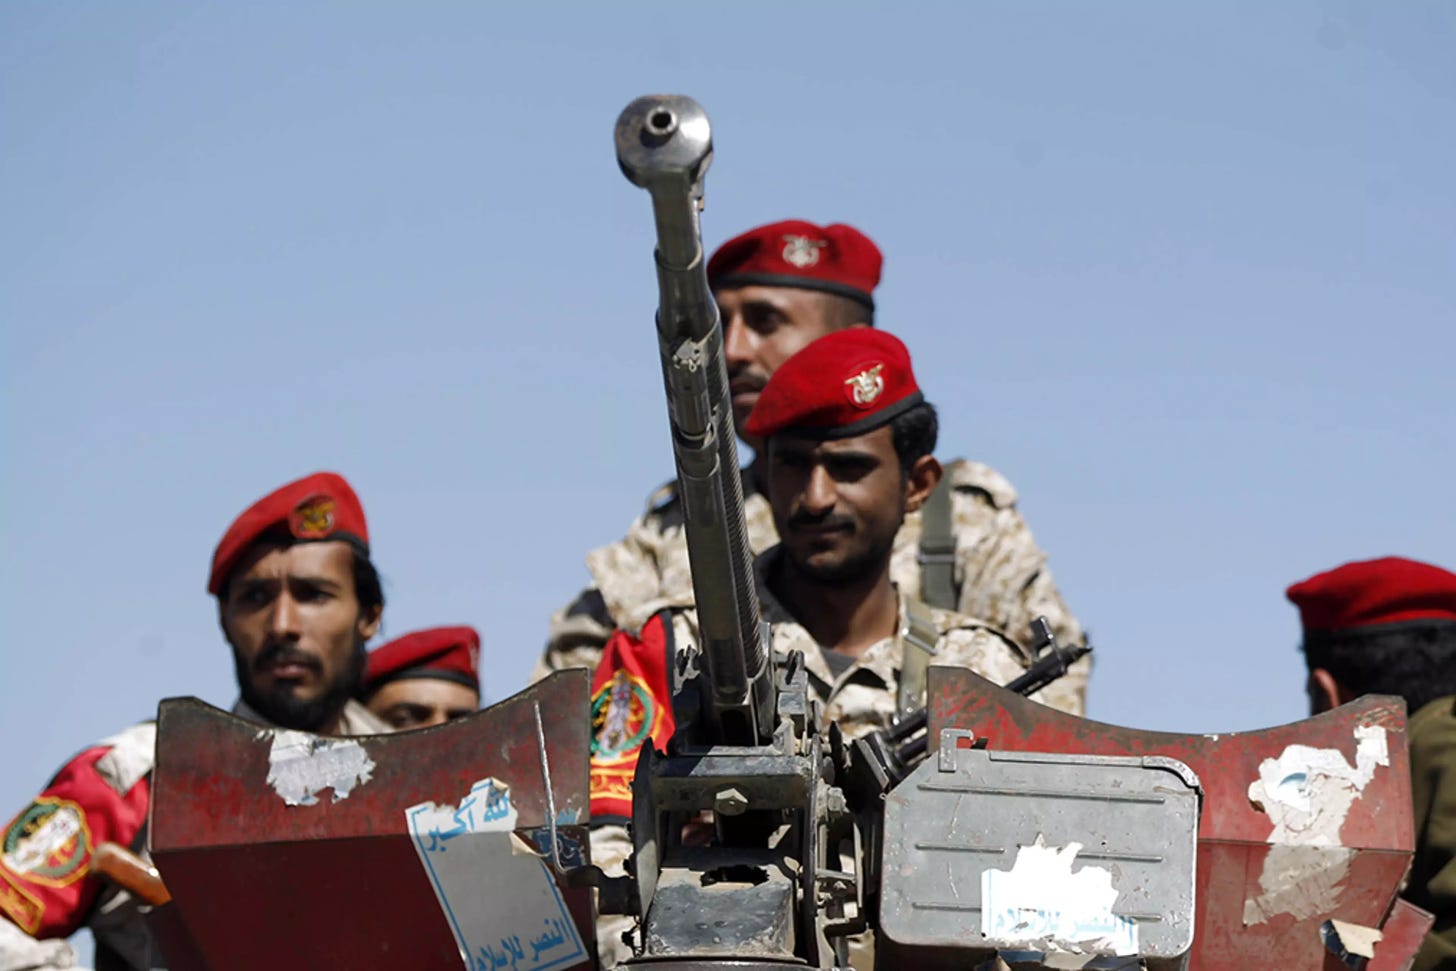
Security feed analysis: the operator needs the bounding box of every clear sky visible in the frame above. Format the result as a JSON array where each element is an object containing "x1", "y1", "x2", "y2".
[{"x1": 2, "y1": 0, "x2": 1453, "y2": 954}]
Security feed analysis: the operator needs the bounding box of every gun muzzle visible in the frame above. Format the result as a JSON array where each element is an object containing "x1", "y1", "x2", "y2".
[{"x1": 615, "y1": 95, "x2": 775, "y2": 744}]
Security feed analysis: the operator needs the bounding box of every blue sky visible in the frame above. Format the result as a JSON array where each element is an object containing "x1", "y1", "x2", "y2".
[{"x1": 2, "y1": 1, "x2": 1453, "y2": 952}]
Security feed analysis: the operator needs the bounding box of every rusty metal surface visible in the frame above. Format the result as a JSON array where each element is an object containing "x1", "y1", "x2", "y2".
[
  {"x1": 926, "y1": 667, "x2": 1414, "y2": 971},
  {"x1": 149, "y1": 671, "x2": 593, "y2": 971}
]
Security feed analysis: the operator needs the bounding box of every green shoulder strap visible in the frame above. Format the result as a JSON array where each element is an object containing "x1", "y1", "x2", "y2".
[{"x1": 918, "y1": 477, "x2": 957, "y2": 610}]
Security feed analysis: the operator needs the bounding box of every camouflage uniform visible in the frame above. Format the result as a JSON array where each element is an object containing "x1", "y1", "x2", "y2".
[
  {"x1": 589, "y1": 547, "x2": 1052, "y2": 968},
  {"x1": 540, "y1": 459, "x2": 1089, "y2": 715}
]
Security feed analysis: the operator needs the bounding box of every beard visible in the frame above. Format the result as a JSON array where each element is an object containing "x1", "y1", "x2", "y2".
[
  {"x1": 234, "y1": 640, "x2": 367, "y2": 732},
  {"x1": 785, "y1": 520, "x2": 898, "y2": 586}
]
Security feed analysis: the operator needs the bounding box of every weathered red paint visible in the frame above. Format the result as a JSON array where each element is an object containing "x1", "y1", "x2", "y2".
[
  {"x1": 1366, "y1": 898, "x2": 1435, "y2": 971},
  {"x1": 149, "y1": 671, "x2": 594, "y2": 971},
  {"x1": 928, "y1": 667, "x2": 1416, "y2": 971}
]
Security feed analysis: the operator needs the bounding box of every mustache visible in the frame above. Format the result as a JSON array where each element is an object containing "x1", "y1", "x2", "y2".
[
  {"x1": 728, "y1": 366, "x2": 768, "y2": 394},
  {"x1": 254, "y1": 642, "x2": 322, "y2": 673},
  {"x1": 786, "y1": 511, "x2": 855, "y2": 532}
]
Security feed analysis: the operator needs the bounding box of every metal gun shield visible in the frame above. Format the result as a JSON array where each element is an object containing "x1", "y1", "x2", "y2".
[
  {"x1": 149, "y1": 671, "x2": 594, "y2": 971},
  {"x1": 880, "y1": 742, "x2": 1199, "y2": 970},
  {"x1": 911, "y1": 667, "x2": 1417, "y2": 971}
]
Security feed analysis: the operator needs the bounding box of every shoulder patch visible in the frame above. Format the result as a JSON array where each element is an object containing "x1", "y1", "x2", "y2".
[
  {"x1": 1, "y1": 797, "x2": 92, "y2": 889},
  {"x1": 93, "y1": 722, "x2": 157, "y2": 797},
  {"x1": 944, "y1": 458, "x2": 1019, "y2": 510}
]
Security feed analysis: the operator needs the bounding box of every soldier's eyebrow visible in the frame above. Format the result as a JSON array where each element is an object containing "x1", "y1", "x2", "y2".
[
  {"x1": 287, "y1": 573, "x2": 344, "y2": 591},
  {"x1": 822, "y1": 446, "x2": 879, "y2": 465}
]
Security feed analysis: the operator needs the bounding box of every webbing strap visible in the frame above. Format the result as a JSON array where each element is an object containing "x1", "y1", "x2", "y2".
[
  {"x1": 897, "y1": 596, "x2": 941, "y2": 720},
  {"x1": 918, "y1": 478, "x2": 956, "y2": 610}
]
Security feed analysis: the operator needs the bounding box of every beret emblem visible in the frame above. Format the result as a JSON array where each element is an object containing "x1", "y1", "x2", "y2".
[
  {"x1": 844, "y1": 363, "x2": 886, "y2": 408},
  {"x1": 290, "y1": 495, "x2": 336, "y2": 539},
  {"x1": 781, "y1": 234, "x2": 825, "y2": 269}
]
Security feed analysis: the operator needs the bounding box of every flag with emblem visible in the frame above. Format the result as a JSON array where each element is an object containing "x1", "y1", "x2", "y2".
[{"x1": 588, "y1": 614, "x2": 675, "y2": 820}]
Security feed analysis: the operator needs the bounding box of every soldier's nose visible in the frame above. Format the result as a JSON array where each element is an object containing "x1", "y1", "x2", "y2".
[
  {"x1": 269, "y1": 593, "x2": 301, "y2": 636},
  {"x1": 723, "y1": 315, "x2": 752, "y2": 368},
  {"x1": 802, "y1": 467, "x2": 837, "y2": 513}
]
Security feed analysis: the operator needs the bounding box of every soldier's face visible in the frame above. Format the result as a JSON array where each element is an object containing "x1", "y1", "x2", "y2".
[
  {"x1": 220, "y1": 540, "x2": 382, "y2": 732},
  {"x1": 718, "y1": 286, "x2": 855, "y2": 435},
  {"x1": 768, "y1": 427, "x2": 907, "y2": 583},
  {"x1": 365, "y1": 679, "x2": 479, "y2": 731}
]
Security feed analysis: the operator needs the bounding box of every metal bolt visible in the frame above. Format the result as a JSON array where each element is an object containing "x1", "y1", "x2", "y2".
[{"x1": 714, "y1": 786, "x2": 749, "y2": 816}]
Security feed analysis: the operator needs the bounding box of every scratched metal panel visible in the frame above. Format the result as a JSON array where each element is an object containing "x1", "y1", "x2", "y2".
[
  {"x1": 924, "y1": 667, "x2": 1415, "y2": 971},
  {"x1": 1365, "y1": 899, "x2": 1435, "y2": 971},
  {"x1": 149, "y1": 670, "x2": 593, "y2": 971},
  {"x1": 880, "y1": 746, "x2": 1198, "y2": 970}
]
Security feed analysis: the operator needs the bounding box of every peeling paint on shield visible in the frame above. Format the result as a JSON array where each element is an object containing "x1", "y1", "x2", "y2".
[
  {"x1": 1243, "y1": 724, "x2": 1388, "y2": 924},
  {"x1": 262, "y1": 730, "x2": 376, "y2": 806},
  {"x1": 980, "y1": 836, "x2": 1138, "y2": 963}
]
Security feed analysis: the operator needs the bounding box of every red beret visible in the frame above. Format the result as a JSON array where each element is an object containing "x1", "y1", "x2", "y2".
[
  {"x1": 744, "y1": 329, "x2": 923, "y2": 441},
  {"x1": 364, "y1": 626, "x2": 481, "y2": 692},
  {"x1": 208, "y1": 471, "x2": 368, "y2": 596},
  {"x1": 708, "y1": 219, "x2": 882, "y2": 311},
  {"x1": 1287, "y1": 557, "x2": 1456, "y2": 638}
]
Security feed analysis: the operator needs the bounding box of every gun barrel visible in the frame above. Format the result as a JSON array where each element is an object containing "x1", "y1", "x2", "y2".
[{"x1": 615, "y1": 95, "x2": 773, "y2": 744}]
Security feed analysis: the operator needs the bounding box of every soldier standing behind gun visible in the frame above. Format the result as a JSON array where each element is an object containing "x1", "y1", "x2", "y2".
[
  {"x1": 588, "y1": 328, "x2": 1052, "y2": 967},
  {"x1": 536, "y1": 219, "x2": 1090, "y2": 714}
]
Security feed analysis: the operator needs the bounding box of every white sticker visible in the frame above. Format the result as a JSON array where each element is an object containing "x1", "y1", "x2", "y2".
[
  {"x1": 263, "y1": 730, "x2": 376, "y2": 806},
  {"x1": 406, "y1": 778, "x2": 585, "y2": 971},
  {"x1": 980, "y1": 836, "x2": 1138, "y2": 958},
  {"x1": 1242, "y1": 723, "x2": 1389, "y2": 923}
]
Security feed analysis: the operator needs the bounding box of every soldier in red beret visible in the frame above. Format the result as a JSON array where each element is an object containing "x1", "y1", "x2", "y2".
[
  {"x1": 0, "y1": 472, "x2": 390, "y2": 969},
  {"x1": 361, "y1": 626, "x2": 482, "y2": 730},
  {"x1": 540, "y1": 219, "x2": 1090, "y2": 718},
  {"x1": 1287, "y1": 556, "x2": 1456, "y2": 970},
  {"x1": 587, "y1": 329, "x2": 1053, "y2": 968}
]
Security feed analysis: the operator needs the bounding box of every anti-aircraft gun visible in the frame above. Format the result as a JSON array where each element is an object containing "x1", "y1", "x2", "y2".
[
  {"x1": 607, "y1": 93, "x2": 856, "y2": 969},
  {"x1": 607, "y1": 95, "x2": 1129, "y2": 969},
  {"x1": 605, "y1": 94, "x2": 1431, "y2": 971}
]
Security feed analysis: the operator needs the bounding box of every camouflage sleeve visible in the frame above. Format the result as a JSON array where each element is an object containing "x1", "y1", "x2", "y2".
[
  {"x1": 944, "y1": 462, "x2": 1088, "y2": 716},
  {"x1": 534, "y1": 503, "x2": 682, "y2": 686},
  {"x1": 936, "y1": 626, "x2": 1031, "y2": 689},
  {"x1": 0, "y1": 918, "x2": 77, "y2": 969},
  {"x1": 531, "y1": 588, "x2": 616, "y2": 684}
]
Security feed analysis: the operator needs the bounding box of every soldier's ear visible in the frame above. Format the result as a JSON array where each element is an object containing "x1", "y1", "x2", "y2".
[
  {"x1": 903, "y1": 455, "x2": 943, "y2": 513},
  {"x1": 357, "y1": 603, "x2": 383, "y2": 643},
  {"x1": 1307, "y1": 667, "x2": 1349, "y2": 715}
]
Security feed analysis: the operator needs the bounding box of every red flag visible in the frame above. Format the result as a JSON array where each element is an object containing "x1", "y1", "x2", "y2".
[{"x1": 589, "y1": 614, "x2": 675, "y2": 819}]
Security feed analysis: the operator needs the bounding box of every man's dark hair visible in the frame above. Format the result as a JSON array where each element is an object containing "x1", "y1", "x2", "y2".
[
  {"x1": 216, "y1": 530, "x2": 385, "y2": 615},
  {"x1": 890, "y1": 401, "x2": 938, "y2": 474},
  {"x1": 1304, "y1": 623, "x2": 1456, "y2": 716}
]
